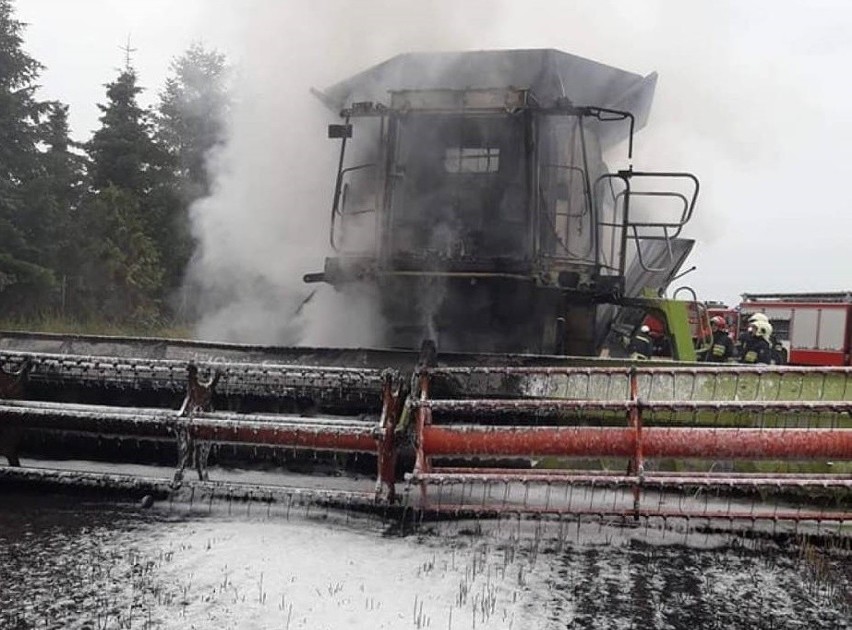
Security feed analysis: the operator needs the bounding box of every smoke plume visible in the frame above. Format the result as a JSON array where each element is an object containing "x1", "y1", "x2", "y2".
[
  {"x1": 187, "y1": 1, "x2": 502, "y2": 346},
  {"x1": 187, "y1": 1, "x2": 852, "y2": 342}
]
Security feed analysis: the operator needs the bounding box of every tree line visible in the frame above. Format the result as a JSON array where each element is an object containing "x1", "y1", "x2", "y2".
[{"x1": 0, "y1": 0, "x2": 229, "y2": 328}]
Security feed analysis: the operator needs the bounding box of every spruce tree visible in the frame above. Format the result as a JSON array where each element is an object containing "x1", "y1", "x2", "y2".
[
  {"x1": 154, "y1": 43, "x2": 230, "y2": 309},
  {"x1": 76, "y1": 186, "x2": 163, "y2": 324},
  {"x1": 35, "y1": 103, "x2": 87, "y2": 315},
  {"x1": 83, "y1": 65, "x2": 169, "y2": 323},
  {"x1": 87, "y1": 68, "x2": 166, "y2": 195},
  {"x1": 0, "y1": 0, "x2": 56, "y2": 316},
  {"x1": 157, "y1": 42, "x2": 230, "y2": 200}
]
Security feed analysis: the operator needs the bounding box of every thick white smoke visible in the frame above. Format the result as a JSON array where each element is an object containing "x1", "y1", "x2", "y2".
[
  {"x1": 187, "y1": 1, "x2": 501, "y2": 346},
  {"x1": 188, "y1": 1, "x2": 852, "y2": 344}
]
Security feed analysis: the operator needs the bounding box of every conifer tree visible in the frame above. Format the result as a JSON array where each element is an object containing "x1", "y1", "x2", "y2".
[
  {"x1": 0, "y1": 0, "x2": 56, "y2": 315},
  {"x1": 157, "y1": 42, "x2": 230, "y2": 200},
  {"x1": 35, "y1": 103, "x2": 88, "y2": 315},
  {"x1": 76, "y1": 186, "x2": 163, "y2": 324},
  {"x1": 87, "y1": 67, "x2": 166, "y2": 195},
  {"x1": 155, "y1": 43, "x2": 231, "y2": 311},
  {"x1": 82, "y1": 65, "x2": 169, "y2": 323}
]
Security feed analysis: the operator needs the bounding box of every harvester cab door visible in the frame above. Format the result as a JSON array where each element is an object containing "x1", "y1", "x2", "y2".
[
  {"x1": 329, "y1": 116, "x2": 385, "y2": 254},
  {"x1": 537, "y1": 116, "x2": 596, "y2": 267}
]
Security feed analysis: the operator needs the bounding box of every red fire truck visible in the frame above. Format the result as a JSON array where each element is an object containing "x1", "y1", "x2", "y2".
[{"x1": 737, "y1": 292, "x2": 852, "y2": 366}]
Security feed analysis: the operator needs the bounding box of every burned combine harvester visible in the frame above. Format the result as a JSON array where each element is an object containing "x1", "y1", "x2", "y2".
[
  {"x1": 1, "y1": 50, "x2": 850, "y2": 533},
  {"x1": 306, "y1": 49, "x2": 700, "y2": 356}
]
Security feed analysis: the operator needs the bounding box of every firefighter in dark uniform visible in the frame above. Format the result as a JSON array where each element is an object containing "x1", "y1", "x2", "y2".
[
  {"x1": 770, "y1": 337, "x2": 786, "y2": 365},
  {"x1": 739, "y1": 321, "x2": 772, "y2": 364},
  {"x1": 628, "y1": 325, "x2": 654, "y2": 360},
  {"x1": 704, "y1": 315, "x2": 735, "y2": 362},
  {"x1": 747, "y1": 313, "x2": 786, "y2": 364}
]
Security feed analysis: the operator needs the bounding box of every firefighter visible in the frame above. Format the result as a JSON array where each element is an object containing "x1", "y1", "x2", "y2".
[
  {"x1": 628, "y1": 325, "x2": 654, "y2": 360},
  {"x1": 704, "y1": 315, "x2": 735, "y2": 362},
  {"x1": 747, "y1": 312, "x2": 769, "y2": 335},
  {"x1": 747, "y1": 313, "x2": 786, "y2": 364},
  {"x1": 770, "y1": 338, "x2": 787, "y2": 365},
  {"x1": 736, "y1": 312, "x2": 763, "y2": 356},
  {"x1": 739, "y1": 313, "x2": 765, "y2": 344},
  {"x1": 739, "y1": 320, "x2": 772, "y2": 364},
  {"x1": 644, "y1": 315, "x2": 670, "y2": 357}
]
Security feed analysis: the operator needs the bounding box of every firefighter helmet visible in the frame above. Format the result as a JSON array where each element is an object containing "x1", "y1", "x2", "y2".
[
  {"x1": 710, "y1": 316, "x2": 727, "y2": 331},
  {"x1": 748, "y1": 313, "x2": 769, "y2": 324},
  {"x1": 754, "y1": 321, "x2": 772, "y2": 339}
]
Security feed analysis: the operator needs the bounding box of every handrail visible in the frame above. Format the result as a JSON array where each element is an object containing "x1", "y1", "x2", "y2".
[{"x1": 594, "y1": 171, "x2": 700, "y2": 274}]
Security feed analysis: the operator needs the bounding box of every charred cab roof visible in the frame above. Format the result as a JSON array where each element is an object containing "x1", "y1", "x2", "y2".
[{"x1": 318, "y1": 49, "x2": 657, "y2": 147}]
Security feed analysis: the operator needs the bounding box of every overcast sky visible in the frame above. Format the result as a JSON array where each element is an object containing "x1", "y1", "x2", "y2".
[{"x1": 15, "y1": 0, "x2": 852, "y2": 317}]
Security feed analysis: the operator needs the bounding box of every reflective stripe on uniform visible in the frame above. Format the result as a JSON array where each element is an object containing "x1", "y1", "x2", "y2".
[{"x1": 743, "y1": 350, "x2": 757, "y2": 363}]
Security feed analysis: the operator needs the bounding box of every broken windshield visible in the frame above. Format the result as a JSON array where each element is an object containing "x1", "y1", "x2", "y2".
[{"x1": 388, "y1": 114, "x2": 528, "y2": 261}]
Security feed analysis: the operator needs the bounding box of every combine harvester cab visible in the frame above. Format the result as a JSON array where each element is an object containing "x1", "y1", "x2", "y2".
[
  {"x1": 1, "y1": 49, "x2": 850, "y2": 536},
  {"x1": 307, "y1": 49, "x2": 702, "y2": 357}
]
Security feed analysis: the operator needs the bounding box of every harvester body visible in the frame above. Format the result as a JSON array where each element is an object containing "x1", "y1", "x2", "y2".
[
  {"x1": 307, "y1": 50, "x2": 700, "y2": 356},
  {"x1": 0, "y1": 50, "x2": 849, "y2": 533}
]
